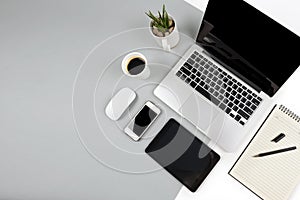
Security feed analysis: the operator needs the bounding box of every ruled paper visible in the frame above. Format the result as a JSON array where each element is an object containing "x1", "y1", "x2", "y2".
[{"x1": 230, "y1": 105, "x2": 300, "y2": 200}]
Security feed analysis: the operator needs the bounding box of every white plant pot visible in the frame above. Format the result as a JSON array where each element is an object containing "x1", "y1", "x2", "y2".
[{"x1": 150, "y1": 17, "x2": 180, "y2": 51}]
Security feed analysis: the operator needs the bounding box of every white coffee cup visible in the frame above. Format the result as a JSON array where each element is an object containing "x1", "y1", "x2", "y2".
[{"x1": 121, "y1": 52, "x2": 150, "y2": 79}]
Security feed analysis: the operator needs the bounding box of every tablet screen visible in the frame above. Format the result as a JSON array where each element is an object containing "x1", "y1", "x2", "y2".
[{"x1": 145, "y1": 119, "x2": 220, "y2": 192}]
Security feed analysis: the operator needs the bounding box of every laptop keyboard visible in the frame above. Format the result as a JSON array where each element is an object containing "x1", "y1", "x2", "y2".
[{"x1": 175, "y1": 50, "x2": 262, "y2": 126}]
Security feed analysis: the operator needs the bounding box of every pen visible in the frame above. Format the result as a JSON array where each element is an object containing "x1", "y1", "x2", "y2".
[{"x1": 253, "y1": 146, "x2": 297, "y2": 157}]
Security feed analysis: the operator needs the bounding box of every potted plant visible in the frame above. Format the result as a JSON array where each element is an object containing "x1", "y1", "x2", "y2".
[{"x1": 146, "y1": 4, "x2": 180, "y2": 50}]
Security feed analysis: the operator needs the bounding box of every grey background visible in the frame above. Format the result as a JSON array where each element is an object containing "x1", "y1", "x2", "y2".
[{"x1": 0, "y1": 0, "x2": 203, "y2": 199}]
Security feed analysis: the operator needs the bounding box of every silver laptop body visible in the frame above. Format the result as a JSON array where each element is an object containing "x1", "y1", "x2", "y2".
[{"x1": 154, "y1": 44, "x2": 272, "y2": 152}]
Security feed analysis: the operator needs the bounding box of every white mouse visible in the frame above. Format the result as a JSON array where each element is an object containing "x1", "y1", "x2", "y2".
[{"x1": 105, "y1": 87, "x2": 136, "y2": 120}]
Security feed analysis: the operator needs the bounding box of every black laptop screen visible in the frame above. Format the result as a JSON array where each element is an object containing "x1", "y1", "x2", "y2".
[{"x1": 196, "y1": 0, "x2": 300, "y2": 96}]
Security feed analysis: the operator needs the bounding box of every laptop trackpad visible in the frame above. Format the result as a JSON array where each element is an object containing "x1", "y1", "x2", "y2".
[{"x1": 179, "y1": 94, "x2": 221, "y2": 131}]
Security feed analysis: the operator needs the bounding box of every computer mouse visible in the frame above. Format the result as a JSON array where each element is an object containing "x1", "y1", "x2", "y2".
[{"x1": 105, "y1": 87, "x2": 136, "y2": 121}]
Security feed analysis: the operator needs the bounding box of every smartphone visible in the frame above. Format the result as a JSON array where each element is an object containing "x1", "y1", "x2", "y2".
[{"x1": 124, "y1": 101, "x2": 161, "y2": 141}]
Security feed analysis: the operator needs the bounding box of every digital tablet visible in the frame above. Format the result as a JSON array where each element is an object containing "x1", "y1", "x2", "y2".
[{"x1": 145, "y1": 119, "x2": 220, "y2": 192}]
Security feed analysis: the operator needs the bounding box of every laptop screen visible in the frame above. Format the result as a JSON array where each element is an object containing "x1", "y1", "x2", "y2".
[{"x1": 196, "y1": 0, "x2": 300, "y2": 97}]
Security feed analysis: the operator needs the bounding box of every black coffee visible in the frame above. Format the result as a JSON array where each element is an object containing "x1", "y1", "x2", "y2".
[{"x1": 127, "y1": 57, "x2": 146, "y2": 75}]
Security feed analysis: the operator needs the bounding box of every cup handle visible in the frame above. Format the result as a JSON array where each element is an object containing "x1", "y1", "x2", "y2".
[{"x1": 162, "y1": 39, "x2": 171, "y2": 51}]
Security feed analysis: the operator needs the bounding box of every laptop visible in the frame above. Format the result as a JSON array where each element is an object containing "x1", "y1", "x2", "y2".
[{"x1": 154, "y1": 0, "x2": 300, "y2": 152}]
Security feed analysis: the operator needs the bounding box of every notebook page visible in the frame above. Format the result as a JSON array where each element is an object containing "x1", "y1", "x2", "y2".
[{"x1": 230, "y1": 105, "x2": 300, "y2": 200}]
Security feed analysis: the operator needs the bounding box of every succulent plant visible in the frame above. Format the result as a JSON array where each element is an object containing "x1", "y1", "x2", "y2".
[{"x1": 146, "y1": 4, "x2": 175, "y2": 37}]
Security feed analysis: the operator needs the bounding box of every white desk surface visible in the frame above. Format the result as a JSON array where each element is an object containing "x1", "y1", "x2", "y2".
[{"x1": 177, "y1": 2, "x2": 300, "y2": 200}]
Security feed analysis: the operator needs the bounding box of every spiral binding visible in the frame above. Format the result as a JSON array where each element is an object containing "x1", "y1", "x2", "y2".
[{"x1": 279, "y1": 105, "x2": 300, "y2": 122}]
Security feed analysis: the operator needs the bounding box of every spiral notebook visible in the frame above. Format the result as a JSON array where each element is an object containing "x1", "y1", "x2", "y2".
[{"x1": 229, "y1": 104, "x2": 300, "y2": 200}]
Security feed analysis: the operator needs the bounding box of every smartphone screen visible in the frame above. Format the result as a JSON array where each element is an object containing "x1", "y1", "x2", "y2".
[{"x1": 127, "y1": 104, "x2": 158, "y2": 136}]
